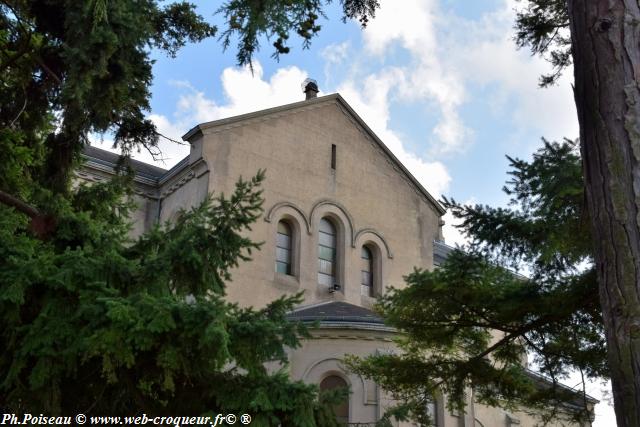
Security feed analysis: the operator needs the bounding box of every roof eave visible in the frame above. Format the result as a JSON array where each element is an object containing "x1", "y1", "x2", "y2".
[
  {"x1": 182, "y1": 125, "x2": 203, "y2": 141},
  {"x1": 333, "y1": 94, "x2": 446, "y2": 215},
  {"x1": 312, "y1": 321, "x2": 396, "y2": 333}
]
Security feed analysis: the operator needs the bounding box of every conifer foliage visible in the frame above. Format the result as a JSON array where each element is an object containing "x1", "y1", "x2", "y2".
[
  {"x1": 0, "y1": 170, "x2": 331, "y2": 423},
  {"x1": 348, "y1": 140, "x2": 605, "y2": 425},
  {"x1": 0, "y1": 0, "x2": 377, "y2": 422},
  {"x1": 1, "y1": 0, "x2": 216, "y2": 195}
]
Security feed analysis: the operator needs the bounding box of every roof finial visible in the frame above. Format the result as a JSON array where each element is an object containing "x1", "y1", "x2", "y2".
[{"x1": 302, "y1": 78, "x2": 319, "y2": 100}]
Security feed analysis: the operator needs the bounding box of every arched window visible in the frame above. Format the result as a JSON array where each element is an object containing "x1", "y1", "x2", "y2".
[
  {"x1": 276, "y1": 221, "x2": 292, "y2": 275},
  {"x1": 360, "y1": 246, "x2": 374, "y2": 297},
  {"x1": 319, "y1": 375, "x2": 349, "y2": 424},
  {"x1": 318, "y1": 218, "x2": 337, "y2": 286}
]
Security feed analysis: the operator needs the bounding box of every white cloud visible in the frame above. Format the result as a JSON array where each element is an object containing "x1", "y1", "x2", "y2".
[
  {"x1": 214, "y1": 62, "x2": 309, "y2": 116},
  {"x1": 337, "y1": 69, "x2": 451, "y2": 198},
  {"x1": 168, "y1": 62, "x2": 310, "y2": 129},
  {"x1": 321, "y1": 41, "x2": 350, "y2": 65},
  {"x1": 340, "y1": 0, "x2": 577, "y2": 241},
  {"x1": 363, "y1": 0, "x2": 437, "y2": 57},
  {"x1": 350, "y1": 0, "x2": 578, "y2": 160},
  {"x1": 442, "y1": 0, "x2": 578, "y2": 142},
  {"x1": 321, "y1": 41, "x2": 351, "y2": 86},
  {"x1": 442, "y1": 211, "x2": 465, "y2": 248},
  {"x1": 95, "y1": 63, "x2": 312, "y2": 168},
  {"x1": 359, "y1": 0, "x2": 472, "y2": 157}
]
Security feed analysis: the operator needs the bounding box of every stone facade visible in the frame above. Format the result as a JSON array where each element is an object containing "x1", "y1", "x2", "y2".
[{"x1": 80, "y1": 93, "x2": 595, "y2": 426}]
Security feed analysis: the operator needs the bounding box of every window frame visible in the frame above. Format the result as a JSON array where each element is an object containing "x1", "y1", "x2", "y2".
[
  {"x1": 318, "y1": 217, "x2": 338, "y2": 287},
  {"x1": 360, "y1": 242, "x2": 382, "y2": 298},
  {"x1": 360, "y1": 245, "x2": 374, "y2": 296},
  {"x1": 275, "y1": 220, "x2": 293, "y2": 275},
  {"x1": 274, "y1": 216, "x2": 300, "y2": 279}
]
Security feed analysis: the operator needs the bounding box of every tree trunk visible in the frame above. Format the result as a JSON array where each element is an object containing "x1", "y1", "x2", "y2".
[{"x1": 567, "y1": 1, "x2": 640, "y2": 425}]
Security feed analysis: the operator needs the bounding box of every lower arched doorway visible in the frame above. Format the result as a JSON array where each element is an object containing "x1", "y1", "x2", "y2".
[{"x1": 320, "y1": 375, "x2": 349, "y2": 424}]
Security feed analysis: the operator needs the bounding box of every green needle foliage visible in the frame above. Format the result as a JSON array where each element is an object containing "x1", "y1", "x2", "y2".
[
  {"x1": 218, "y1": 0, "x2": 379, "y2": 65},
  {"x1": 348, "y1": 140, "x2": 605, "y2": 425},
  {"x1": 0, "y1": 169, "x2": 337, "y2": 424},
  {"x1": 1, "y1": 0, "x2": 381, "y2": 421},
  {"x1": 1, "y1": 0, "x2": 216, "y2": 195},
  {"x1": 513, "y1": 0, "x2": 570, "y2": 87}
]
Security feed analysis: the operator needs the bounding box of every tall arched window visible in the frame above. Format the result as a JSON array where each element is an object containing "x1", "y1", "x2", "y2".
[
  {"x1": 318, "y1": 218, "x2": 337, "y2": 286},
  {"x1": 276, "y1": 221, "x2": 292, "y2": 275},
  {"x1": 320, "y1": 375, "x2": 349, "y2": 424},
  {"x1": 360, "y1": 246, "x2": 374, "y2": 297}
]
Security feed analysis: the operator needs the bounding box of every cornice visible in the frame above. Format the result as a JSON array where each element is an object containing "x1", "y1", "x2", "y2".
[{"x1": 74, "y1": 167, "x2": 159, "y2": 200}]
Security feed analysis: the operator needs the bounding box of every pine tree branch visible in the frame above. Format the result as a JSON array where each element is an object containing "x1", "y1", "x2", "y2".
[
  {"x1": 34, "y1": 55, "x2": 61, "y2": 84},
  {"x1": 0, "y1": 189, "x2": 56, "y2": 238},
  {"x1": 8, "y1": 87, "x2": 28, "y2": 128},
  {"x1": 0, "y1": 189, "x2": 39, "y2": 218}
]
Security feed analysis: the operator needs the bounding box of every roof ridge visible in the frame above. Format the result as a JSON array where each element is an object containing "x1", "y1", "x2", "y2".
[{"x1": 290, "y1": 300, "x2": 337, "y2": 313}]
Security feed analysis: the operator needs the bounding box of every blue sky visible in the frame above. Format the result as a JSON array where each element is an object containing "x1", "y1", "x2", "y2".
[{"x1": 90, "y1": 1, "x2": 616, "y2": 422}]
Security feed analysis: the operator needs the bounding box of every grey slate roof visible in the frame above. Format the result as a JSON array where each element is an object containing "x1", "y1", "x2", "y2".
[
  {"x1": 82, "y1": 146, "x2": 168, "y2": 181},
  {"x1": 288, "y1": 301, "x2": 384, "y2": 325},
  {"x1": 525, "y1": 369, "x2": 599, "y2": 405},
  {"x1": 434, "y1": 240, "x2": 455, "y2": 266}
]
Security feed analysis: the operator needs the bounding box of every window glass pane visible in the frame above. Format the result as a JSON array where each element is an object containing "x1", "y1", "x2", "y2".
[
  {"x1": 276, "y1": 247, "x2": 290, "y2": 263},
  {"x1": 318, "y1": 246, "x2": 335, "y2": 261},
  {"x1": 276, "y1": 261, "x2": 290, "y2": 274},
  {"x1": 361, "y1": 271, "x2": 372, "y2": 286},
  {"x1": 318, "y1": 259, "x2": 334, "y2": 275},
  {"x1": 276, "y1": 232, "x2": 291, "y2": 249},
  {"x1": 276, "y1": 221, "x2": 292, "y2": 275},
  {"x1": 361, "y1": 246, "x2": 372, "y2": 259},
  {"x1": 318, "y1": 218, "x2": 336, "y2": 285},
  {"x1": 361, "y1": 284, "x2": 373, "y2": 296},
  {"x1": 361, "y1": 246, "x2": 374, "y2": 296},
  {"x1": 318, "y1": 272, "x2": 333, "y2": 286},
  {"x1": 318, "y1": 231, "x2": 336, "y2": 247},
  {"x1": 319, "y1": 218, "x2": 336, "y2": 234}
]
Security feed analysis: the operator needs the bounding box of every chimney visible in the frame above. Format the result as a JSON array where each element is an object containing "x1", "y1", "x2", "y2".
[{"x1": 302, "y1": 78, "x2": 319, "y2": 100}]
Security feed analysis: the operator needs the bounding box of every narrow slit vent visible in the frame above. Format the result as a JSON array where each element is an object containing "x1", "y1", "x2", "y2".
[{"x1": 331, "y1": 144, "x2": 336, "y2": 170}]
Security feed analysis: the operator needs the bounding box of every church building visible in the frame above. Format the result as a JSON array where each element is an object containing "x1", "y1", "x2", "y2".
[{"x1": 79, "y1": 81, "x2": 596, "y2": 427}]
